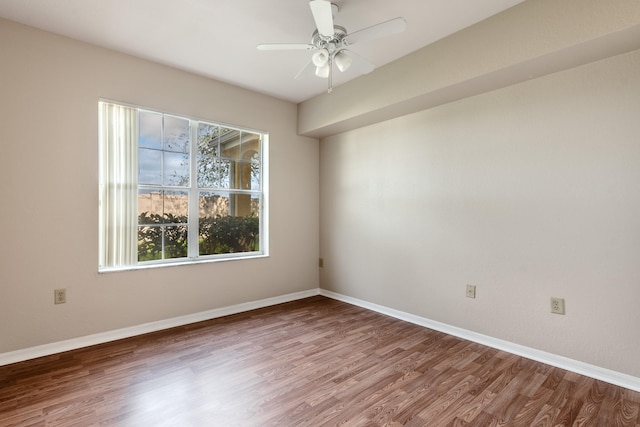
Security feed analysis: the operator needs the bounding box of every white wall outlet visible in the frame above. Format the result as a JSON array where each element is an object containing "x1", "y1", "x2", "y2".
[
  {"x1": 54, "y1": 288, "x2": 67, "y2": 304},
  {"x1": 550, "y1": 297, "x2": 565, "y2": 314},
  {"x1": 466, "y1": 284, "x2": 476, "y2": 299}
]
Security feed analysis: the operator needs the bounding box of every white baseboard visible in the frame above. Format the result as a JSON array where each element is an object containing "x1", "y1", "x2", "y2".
[
  {"x1": 0, "y1": 289, "x2": 320, "y2": 367},
  {"x1": 320, "y1": 289, "x2": 640, "y2": 393},
  {"x1": 3, "y1": 287, "x2": 638, "y2": 393}
]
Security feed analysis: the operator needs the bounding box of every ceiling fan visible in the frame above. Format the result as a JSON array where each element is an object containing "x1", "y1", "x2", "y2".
[{"x1": 257, "y1": 0, "x2": 407, "y2": 93}]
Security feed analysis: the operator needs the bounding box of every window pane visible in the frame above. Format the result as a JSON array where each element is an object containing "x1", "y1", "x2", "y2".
[
  {"x1": 164, "y1": 191, "x2": 188, "y2": 222},
  {"x1": 139, "y1": 148, "x2": 162, "y2": 185},
  {"x1": 197, "y1": 160, "x2": 216, "y2": 188},
  {"x1": 163, "y1": 151, "x2": 189, "y2": 186},
  {"x1": 218, "y1": 159, "x2": 231, "y2": 189},
  {"x1": 238, "y1": 161, "x2": 250, "y2": 190},
  {"x1": 138, "y1": 190, "x2": 188, "y2": 224},
  {"x1": 164, "y1": 115, "x2": 190, "y2": 153},
  {"x1": 197, "y1": 123, "x2": 219, "y2": 188},
  {"x1": 250, "y1": 152, "x2": 261, "y2": 191},
  {"x1": 199, "y1": 192, "x2": 229, "y2": 218},
  {"x1": 138, "y1": 190, "x2": 163, "y2": 223},
  {"x1": 137, "y1": 224, "x2": 187, "y2": 262},
  {"x1": 138, "y1": 225, "x2": 162, "y2": 261},
  {"x1": 198, "y1": 192, "x2": 259, "y2": 255},
  {"x1": 251, "y1": 195, "x2": 260, "y2": 216},
  {"x1": 220, "y1": 128, "x2": 240, "y2": 159},
  {"x1": 164, "y1": 225, "x2": 188, "y2": 259},
  {"x1": 139, "y1": 111, "x2": 162, "y2": 149},
  {"x1": 243, "y1": 132, "x2": 261, "y2": 160},
  {"x1": 197, "y1": 123, "x2": 219, "y2": 155}
]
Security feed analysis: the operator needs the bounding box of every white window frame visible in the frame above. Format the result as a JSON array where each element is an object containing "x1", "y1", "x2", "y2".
[{"x1": 98, "y1": 100, "x2": 268, "y2": 272}]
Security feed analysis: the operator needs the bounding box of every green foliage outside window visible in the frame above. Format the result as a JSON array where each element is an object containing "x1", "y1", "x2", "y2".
[
  {"x1": 199, "y1": 215, "x2": 260, "y2": 255},
  {"x1": 138, "y1": 212, "x2": 259, "y2": 261}
]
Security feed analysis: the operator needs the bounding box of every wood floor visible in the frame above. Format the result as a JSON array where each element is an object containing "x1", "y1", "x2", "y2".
[{"x1": 1, "y1": 296, "x2": 639, "y2": 426}]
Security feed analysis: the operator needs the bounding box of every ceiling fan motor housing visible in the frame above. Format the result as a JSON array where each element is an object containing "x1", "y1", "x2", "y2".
[{"x1": 312, "y1": 26, "x2": 347, "y2": 52}]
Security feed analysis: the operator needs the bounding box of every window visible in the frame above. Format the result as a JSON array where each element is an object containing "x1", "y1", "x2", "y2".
[{"x1": 99, "y1": 101, "x2": 266, "y2": 271}]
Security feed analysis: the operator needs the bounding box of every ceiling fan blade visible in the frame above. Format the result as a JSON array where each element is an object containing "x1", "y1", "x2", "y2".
[
  {"x1": 344, "y1": 17, "x2": 407, "y2": 46},
  {"x1": 294, "y1": 60, "x2": 317, "y2": 80},
  {"x1": 257, "y1": 43, "x2": 316, "y2": 51},
  {"x1": 309, "y1": 0, "x2": 334, "y2": 37},
  {"x1": 346, "y1": 50, "x2": 376, "y2": 75}
]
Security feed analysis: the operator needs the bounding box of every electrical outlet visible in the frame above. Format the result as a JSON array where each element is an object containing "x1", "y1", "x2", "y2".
[
  {"x1": 550, "y1": 297, "x2": 565, "y2": 315},
  {"x1": 54, "y1": 288, "x2": 67, "y2": 304},
  {"x1": 466, "y1": 284, "x2": 476, "y2": 299},
  {"x1": 319, "y1": 258, "x2": 324, "y2": 268}
]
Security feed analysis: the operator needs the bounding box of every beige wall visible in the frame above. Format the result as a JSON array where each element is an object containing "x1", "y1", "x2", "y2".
[
  {"x1": 319, "y1": 48, "x2": 640, "y2": 377},
  {"x1": 0, "y1": 18, "x2": 319, "y2": 353}
]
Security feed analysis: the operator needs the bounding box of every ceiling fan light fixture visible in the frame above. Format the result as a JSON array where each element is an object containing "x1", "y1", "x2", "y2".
[
  {"x1": 334, "y1": 50, "x2": 352, "y2": 72},
  {"x1": 257, "y1": 0, "x2": 407, "y2": 93},
  {"x1": 315, "y1": 64, "x2": 330, "y2": 78},
  {"x1": 312, "y1": 48, "x2": 330, "y2": 67}
]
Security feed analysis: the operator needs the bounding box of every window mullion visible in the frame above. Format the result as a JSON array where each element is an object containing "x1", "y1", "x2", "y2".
[{"x1": 187, "y1": 121, "x2": 199, "y2": 259}]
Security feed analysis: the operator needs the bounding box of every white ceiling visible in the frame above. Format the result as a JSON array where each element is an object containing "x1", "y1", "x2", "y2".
[{"x1": 0, "y1": 0, "x2": 525, "y2": 103}]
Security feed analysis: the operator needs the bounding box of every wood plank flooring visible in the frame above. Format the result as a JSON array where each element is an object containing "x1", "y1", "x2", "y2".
[{"x1": 1, "y1": 296, "x2": 639, "y2": 426}]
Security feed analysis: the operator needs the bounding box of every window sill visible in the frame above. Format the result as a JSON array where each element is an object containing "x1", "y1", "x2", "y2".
[{"x1": 99, "y1": 253, "x2": 268, "y2": 274}]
